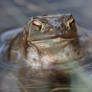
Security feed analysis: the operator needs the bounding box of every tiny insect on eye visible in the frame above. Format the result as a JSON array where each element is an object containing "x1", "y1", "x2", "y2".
[{"x1": 32, "y1": 20, "x2": 42, "y2": 31}]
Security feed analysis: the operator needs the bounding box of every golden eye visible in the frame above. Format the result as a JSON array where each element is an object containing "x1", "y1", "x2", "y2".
[
  {"x1": 65, "y1": 18, "x2": 75, "y2": 30},
  {"x1": 69, "y1": 18, "x2": 75, "y2": 28},
  {"x1": 32, "y1": 20, "x2": 42, "y2": 31}
]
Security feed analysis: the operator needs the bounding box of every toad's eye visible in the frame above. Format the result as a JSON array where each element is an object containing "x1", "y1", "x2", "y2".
[
  {"x1": 69, "y1": 18, "x2": 75, "y2": 28},
  {"x1": 32, "y1": 20, "x2": 42, "y2": 31},
  {"x1": 65, "y1": 18, "x2": 75, "y2": 30}
]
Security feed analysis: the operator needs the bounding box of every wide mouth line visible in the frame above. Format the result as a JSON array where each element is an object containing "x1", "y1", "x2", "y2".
[
  {"x1": 30, "y1": 35, "x2": 62, "y2": 41},
  {"x1": 30, "y1": 34, "x2": 74, "y2": 42}
]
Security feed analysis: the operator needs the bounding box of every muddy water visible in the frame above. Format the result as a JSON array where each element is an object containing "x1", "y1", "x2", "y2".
[{"x1": 0, "y1": 26, "x2": 92, "y2": 92}]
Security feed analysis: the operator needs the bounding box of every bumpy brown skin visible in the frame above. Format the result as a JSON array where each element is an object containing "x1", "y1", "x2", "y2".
[{"x1": 7, "y1": 14, "x2": 84, "y2": 92}]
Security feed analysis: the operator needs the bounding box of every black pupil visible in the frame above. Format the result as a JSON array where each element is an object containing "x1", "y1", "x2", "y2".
[
  {"x1": 33, "y1": 23, "x2": 39, "y2": 27},
  {"x1": 71, "y1": 19, "x2": 75, "y2": 24},
  {"x1": 32, "y1": 22, "x2": 41, "y2": 30},
  {"x1": 69, "y1": 19, "x2": 75, "y2": 28}
]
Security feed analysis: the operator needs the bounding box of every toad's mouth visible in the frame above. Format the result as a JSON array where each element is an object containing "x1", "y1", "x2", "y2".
[
  {"x1": 30, "y1": 34, "x2": 62, "y2": 41},
  {"x1": 29, "y1": 24, "x2": 77, "y2": 42},
  {"x1": 29, "y1": 33, "x2": 74, "y2": 44},
  {"x1": 29, "y1": 34, "x2": 73, "y2": 49}
]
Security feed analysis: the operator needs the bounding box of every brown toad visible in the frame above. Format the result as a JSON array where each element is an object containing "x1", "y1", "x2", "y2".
[{"x1": 1, "y1": 14, "x2": 92, "y2": 92}]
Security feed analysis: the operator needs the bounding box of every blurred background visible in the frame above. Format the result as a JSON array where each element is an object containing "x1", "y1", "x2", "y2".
[{"x1": 0, "y1": 0, "x2": 92, "y2": 32}]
